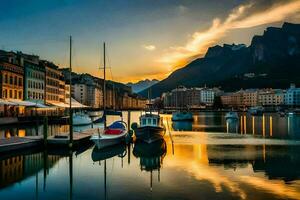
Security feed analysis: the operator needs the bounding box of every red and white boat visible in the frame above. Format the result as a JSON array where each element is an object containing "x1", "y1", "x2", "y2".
[{"x1": 91, "y1": 121, "x2": 127, "y2": 149}]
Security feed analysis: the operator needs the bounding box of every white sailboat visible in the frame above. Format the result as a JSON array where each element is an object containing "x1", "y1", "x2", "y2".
[{"x1": 90, "y1": 42, "x2": 127, "y2": 149}]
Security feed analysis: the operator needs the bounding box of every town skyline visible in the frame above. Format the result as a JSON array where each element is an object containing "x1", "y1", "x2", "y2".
[{"x1": 0, "y1": 0, "x2": 300, "y2": 83}]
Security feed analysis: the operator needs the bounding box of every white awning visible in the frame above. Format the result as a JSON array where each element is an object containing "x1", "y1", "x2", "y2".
[
  {"x1": 8, "y1": 100, "x2": 37, "y2": 106},
  {"x1": 0, "y1": 99, "x2": 17, "y2": 106},
  {"x1": 50, "y1": 98, "x2": 88, "y2": 108}
]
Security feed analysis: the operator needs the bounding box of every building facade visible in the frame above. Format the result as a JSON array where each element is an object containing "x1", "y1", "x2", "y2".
[
  {"x1": 285, "y1": 84, "x2": 300, "y2": 107},
  {"x1": 24, "y1": 61, "x2": 45, "y2": 104},
  {"x1": 0, "y1": 61, "x2": 24, "y2": 100},
  {"x1": 42, "y1": 61, "x2": 62, "y2": 104},
  {"x1": 258, "y1": 89, "x2": 285, "y2": 106}
]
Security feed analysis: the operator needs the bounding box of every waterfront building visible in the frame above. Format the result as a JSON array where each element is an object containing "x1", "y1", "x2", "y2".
[
  {"x1": 163, "y1": 86, "x2": 218, "y2": 108},
  {"x1": 42, "y1": 61, "x2": 62, "y2": 104},
  {"x1": 71, "y1": 73, "x2": 103, "y2": 108},
  {"x1": 284, "y1": 84, "x2": 300, "y2": 107},
  {"x1": 242, "y1": 89, "x2": 259, "y2": 107},
  {"x1": 220, "y1": 91, "x2": 243, "y2": 108},
  {"x1": 23, "y1": 60, "x2": 45, "y2": 104},
  {"x1": 186, "y1": 88, "x2": 202, "y2": 107},
  {"x1": 258, "y1": 89, "x2": 285, "y2": 106},
  {"x1": 200, "y1": 87, "x2": 215, "y2": 106},
  {"x1": 0, "y1": 61, "x2": 24, "y2": 100}
]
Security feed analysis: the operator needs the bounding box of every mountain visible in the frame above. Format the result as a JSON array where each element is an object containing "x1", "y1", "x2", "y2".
[
  {"x1": 127, "y1": 79, "x2": 159, "y2": 93},
  {"x1": 139, "y1": 22, "x2": 300, "y2": 97}
]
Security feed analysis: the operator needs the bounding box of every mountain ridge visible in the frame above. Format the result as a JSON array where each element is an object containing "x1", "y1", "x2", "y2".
[{"x1": 139, "y1": 22, "x2": 300, "y2": 98}]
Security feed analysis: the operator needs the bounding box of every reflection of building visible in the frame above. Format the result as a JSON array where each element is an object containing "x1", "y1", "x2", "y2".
[
  {"x1": 0, "y1": 156, "x2": 23, "y2": 188},
  {"x1": 0, "y1": 152, "x2": 61, "y2": 188}
]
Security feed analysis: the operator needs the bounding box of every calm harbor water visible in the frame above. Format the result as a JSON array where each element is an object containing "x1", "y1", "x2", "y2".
[{"x1": 1, "y1": 111, "x2": 300, "y2": 200}]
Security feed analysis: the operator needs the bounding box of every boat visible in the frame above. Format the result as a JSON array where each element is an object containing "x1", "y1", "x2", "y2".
[
  {"x1": 248, "y1": 106, "x2": 264, "y2": 116},
  {"x1": 72, "y1": 112, "x2": 92, "y2": 126},
  {"x1": 171, "y1": 111, "x2": 193, "y2": 121},
  {"x1": 225, "y1": 111, "x2": 238, "y2": 120},
  {"x1": 90, "y1": 120, "x2": 127, "y2": 149},
  {"x1": 135, "y1": 104, "x2": 165, "y2": 143},
  {"x1": 278, "y1": 111, "x2": 286, "y2": 117},
  {"x1": 172, "y1": 121, "x2": 193, "y2": 131}
]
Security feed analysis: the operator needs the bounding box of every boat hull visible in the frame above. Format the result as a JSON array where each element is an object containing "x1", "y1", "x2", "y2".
[
  {"x1": 135, "y1": 126, "x2": 165, "y2": 144},
  {"x1": 91, "y1": 134, "x2": 126, "y2": 150}
]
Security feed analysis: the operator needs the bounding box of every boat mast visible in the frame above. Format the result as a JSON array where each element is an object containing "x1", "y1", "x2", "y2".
[
  {"x1": 103, "y1": 42, "x2": 106, "y2": 128},
  {"x1": 69, "y1": 35, "x2": 73, "y2": 147}
]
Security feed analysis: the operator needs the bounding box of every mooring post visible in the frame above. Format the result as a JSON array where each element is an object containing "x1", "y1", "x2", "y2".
[{"x1": 43, "y1": 116, "x2": 48, "y2": 147}]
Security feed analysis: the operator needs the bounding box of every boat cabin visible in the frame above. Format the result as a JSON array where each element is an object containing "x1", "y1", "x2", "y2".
[{"x1": 140, "y1": 114, "x2": 162, "y2": 127}]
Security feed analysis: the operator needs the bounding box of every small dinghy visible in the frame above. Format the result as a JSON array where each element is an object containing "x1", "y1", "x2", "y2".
[{"x1": 90, "y1": 121, "x2": 127, "y2": 149}]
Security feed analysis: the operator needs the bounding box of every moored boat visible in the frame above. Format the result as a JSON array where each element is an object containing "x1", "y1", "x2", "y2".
[
  {"x1": 73, "y1": 112, "x2": 92, "y2": 126},
  {"x1": 90, "y1": 121, "x2": 127, "y2": 149},
  {"x1": 171, "y1": 111, "x2": 193, "y2": 121},
  {"x1": 135, "y1": 106, "x2": 165, "y2": 143},
  {"x1": 225, "y1": 111, "x2": 238, "y2": 120}
]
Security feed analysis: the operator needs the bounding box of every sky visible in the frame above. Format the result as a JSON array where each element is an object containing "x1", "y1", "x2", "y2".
[{"x1": 0, "y1": 0, "x2": 300, "y2": 83}]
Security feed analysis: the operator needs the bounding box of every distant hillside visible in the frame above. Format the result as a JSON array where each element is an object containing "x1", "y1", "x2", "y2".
[
  {"x1": 127, "y1": 79, "x2": 159, "y2": 93},
  {"x1": 139, "y1": 22, "x2": 300, "y2": 97}
]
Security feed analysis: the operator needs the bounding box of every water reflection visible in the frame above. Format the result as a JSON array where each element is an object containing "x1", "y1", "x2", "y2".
[{"x1": 1, "y1": 112, "x2": 300, "y2": 200}]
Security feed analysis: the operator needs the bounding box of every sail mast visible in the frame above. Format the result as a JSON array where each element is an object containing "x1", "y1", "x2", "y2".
[
  {"x1": 69, "y1": 35, "x2": 73, "y2": 146},
  {"x1": 103, "y1": 42, "x2": 106, "y2": 128}
]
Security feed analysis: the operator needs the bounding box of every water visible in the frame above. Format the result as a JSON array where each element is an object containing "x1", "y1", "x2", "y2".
[{"x1": 1, "y1": 111, "x2": 300, "y2": 200}]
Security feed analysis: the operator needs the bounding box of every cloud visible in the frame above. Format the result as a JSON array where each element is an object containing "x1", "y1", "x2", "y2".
[
  {"x1": 158, "y1": 0, "x2": 300, "y2": 68},
  {"x1": 178, "y1": 5, "x2": 188, "y2": 14},
  {"x1": 142, "y1": 44, "x2": 156, "y2": 51}
]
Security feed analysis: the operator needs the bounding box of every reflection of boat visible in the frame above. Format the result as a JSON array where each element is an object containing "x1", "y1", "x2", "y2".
[
  {"x1": 90, "y1": 121, "x2": 127, "y2": 149},
  {"x1": 172, "y1": 121, "x2": 193, "y2": 131},
  {"x1": 133, "y1": 139, "x2": 167, "y2": 191},
  {"x1": 91, "y1": 143, "x2": 126, "y2": 161},
  {"x1": 171, "y1": 111, "x2": 193, "y2": 121},
  {"x1": 133, "y1": 139, "x2": 167, "y2": 171},
  {"x1": 225, "y1": 111, "x2": 238, "y2": 120},
  {"x1": 73, "y1": 112, "x2": 92, "y2": 126}
]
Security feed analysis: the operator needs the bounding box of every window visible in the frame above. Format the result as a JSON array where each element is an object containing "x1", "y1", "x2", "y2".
[
  {"x1": 19, "y1": 91, "x2": 22, "y2": 99},
  {"x1": 142, "y1": 118, "x2": 146, "y2": 125},
  {"x1": 14, "y1": 76, "x2": 17, "y2": 85},
  {"x1": 19, "y1": 78, "x2": 22, "y2": 86},
  {"x1": 9, "y1": 90, "x2": 12, "y2": 98},
  {"x1": 9, "y1": 76, "x2": 13, "y2": 84},
  {"x1": 147, "y1": 118, "x2": 151, "y2": 124},
  {"x1": 153, "y1": 118, "x2": 157, "y2": 125},
  {"x1": 4, "y1": 74, "x2": 7, "y2": 83}
]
